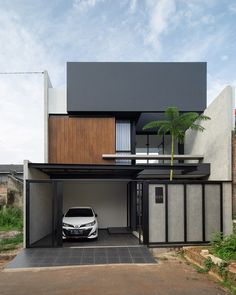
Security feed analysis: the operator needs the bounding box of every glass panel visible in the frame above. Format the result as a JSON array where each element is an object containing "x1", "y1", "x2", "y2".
[
  {"x1": 116, "y1": 121, "x2": 131, "y2": 151},
  {"x1": 149, "y1": 135, "x2": 162, "y2": 163},
  {"x1": 136, "y1": 135, "x2": 147, "y2": 164},
  {"x1": 115, "y1": 152, "x2": 131, "y2": 165}
]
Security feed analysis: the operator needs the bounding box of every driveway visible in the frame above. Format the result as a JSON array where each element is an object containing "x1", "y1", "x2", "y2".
[{"x1": 0, "y1": 258, "x2": 229, "y2": 295}]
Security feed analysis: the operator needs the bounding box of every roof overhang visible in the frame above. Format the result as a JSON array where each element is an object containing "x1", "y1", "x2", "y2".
[{"x1": 28, "y1": 163, "x2": 210, "y2": 180}]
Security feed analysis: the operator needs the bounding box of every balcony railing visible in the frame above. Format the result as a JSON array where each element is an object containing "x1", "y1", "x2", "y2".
[{"x1": 102, "y1": 154, "x2": 204, "y2": 163}]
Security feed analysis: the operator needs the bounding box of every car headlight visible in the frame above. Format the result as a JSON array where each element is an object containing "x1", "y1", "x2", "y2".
[
  {"x1": 83, "y1": 220, "x2": 96, "y2": 227},
  {"x1": 63, "y1": 222, "x2": 72, "y2": 227}
]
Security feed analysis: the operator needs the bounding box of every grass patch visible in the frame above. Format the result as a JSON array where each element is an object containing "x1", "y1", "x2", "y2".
[
  {"x1": 0, "y1": 233, "x2": 23, "y2": 252},
  {"x1": 0, "y1": 207, "x2": 23, "y2": 231},
  {"x1": 220, "y1": 279, "x2": 236, "y2": 295},
  {"x1": 210, "y1": 233, "x2": 236, "y2": 262}
]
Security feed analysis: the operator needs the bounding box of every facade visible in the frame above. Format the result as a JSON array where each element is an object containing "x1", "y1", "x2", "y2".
[{"x1": 24, "y1": 62, "x2": 234, "y2": 248}]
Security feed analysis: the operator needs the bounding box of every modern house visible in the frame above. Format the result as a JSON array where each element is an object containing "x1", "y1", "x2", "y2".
[{"x1": 23, "y1": 62, "x2": 234, "y2": 248}]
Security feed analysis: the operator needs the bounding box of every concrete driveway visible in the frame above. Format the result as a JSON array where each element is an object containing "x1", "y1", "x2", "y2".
[{"x1": 0, "y1": 258, "x2": 229, "y2": 295}]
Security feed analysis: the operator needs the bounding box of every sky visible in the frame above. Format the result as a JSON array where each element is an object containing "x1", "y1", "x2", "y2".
[{"x1": 0, "y1": 0, "x2": 235, "y2": 164}]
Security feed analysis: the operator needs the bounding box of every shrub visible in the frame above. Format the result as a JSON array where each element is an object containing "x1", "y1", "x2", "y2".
[
  {"x1": 210, "y1": 233, "x2": 236, "y2": 261},
  {"x1": 0, "y1": 207, "x2": 23, "y2": 231}
]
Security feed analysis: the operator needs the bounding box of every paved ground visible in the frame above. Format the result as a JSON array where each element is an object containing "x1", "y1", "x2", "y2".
[
  {"x1": 6, "y1": 246, "x2": 155, "y2": 268},
  {"x1": 0, "y1": 257, "x2": 229, "y2": 295},
  {"x1": 63, "y1": 229, "x2": 139, "y2": 247},
  {"x1": 32, "y1": 229, "x2": 139, "y2": 247}
]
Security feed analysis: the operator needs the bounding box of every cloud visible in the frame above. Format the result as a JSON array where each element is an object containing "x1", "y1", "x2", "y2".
[
  {"x1": 0, "y1": 8, "x2": 62, "y2": 163},
  {"x1": 221, "y1": 55, "x2": 228, "y2": 61},
  {"x1": 229, "y1": 3, "x2": 236, "y2": 13},
  {"x1": 73, "y1": 0, "x2": 99, "y2": 12},
  {"x1": 0, "y1": 0, "x2": 235, "y2": 164},
  {"x1": 129, "y1": 0, "x2": 137, "y2": 13},
  {"x1": 144, "y1": 0, "x2": 176, "y2": 49},
  {"x1": 207, "y1": 74, "x2": 236, "y2": 105}
]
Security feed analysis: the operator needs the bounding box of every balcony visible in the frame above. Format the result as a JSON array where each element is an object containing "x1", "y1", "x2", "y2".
[{"x1": 102, "y1": 154, "x2": 210, "y2": 179}]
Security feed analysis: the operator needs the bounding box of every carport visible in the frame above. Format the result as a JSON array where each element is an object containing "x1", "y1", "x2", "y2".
[{"x1": 25, "y1": 163, "x2": 146, "y2": 249}]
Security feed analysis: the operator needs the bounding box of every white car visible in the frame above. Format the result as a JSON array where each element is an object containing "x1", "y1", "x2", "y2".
[{"x1": 62, "y1": 207, "x2": 98, "y2": 240}]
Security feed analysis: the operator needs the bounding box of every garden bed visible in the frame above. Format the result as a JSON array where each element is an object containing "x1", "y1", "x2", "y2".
[{"x1": 184, "y1": 246, "x2": 236, "y2": 289}]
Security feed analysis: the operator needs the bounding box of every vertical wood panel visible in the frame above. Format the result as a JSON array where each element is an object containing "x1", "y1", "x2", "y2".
[{"x1": 48, "y1": 116, "x2": 115, "y2": 164}]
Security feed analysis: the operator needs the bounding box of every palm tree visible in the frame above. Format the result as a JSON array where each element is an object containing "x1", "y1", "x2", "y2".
[{"x1": 143, "y1": 107, "x2": 210, "y2": 181}]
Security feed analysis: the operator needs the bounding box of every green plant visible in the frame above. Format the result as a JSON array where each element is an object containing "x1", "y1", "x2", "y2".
[
  {"x1": 204, "y1": 256, "x2": 214, "y2": 272},
  {"x1": 143, "y1": 107, "x2": 210, "y2": 180},
  {"x1": 0, "y1": 233, "x2": 23, "y2": 251},
  {"x1": 221, "y1": 279, "x2": 236, "y2": 295},
  {"x1": 194, "y1": 264, "x2": 209, "y2": 273},
  {"x1": 210, "y1": 233, "x2": 236, "y2": 261},
  {"x1": 192, "y1": 257, "x2": 214, "y2": 274},
  {"x1": 218, "y1": 262, "x2": 228, "y2": 278},
  {"x1": 0, "y1": 207, "x2": 23, "y2": 231}
]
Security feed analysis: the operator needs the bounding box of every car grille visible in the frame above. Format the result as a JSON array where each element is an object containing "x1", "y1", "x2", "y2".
[{"x1": 63, "y1": 228, "x2": 92, "y2": 237}]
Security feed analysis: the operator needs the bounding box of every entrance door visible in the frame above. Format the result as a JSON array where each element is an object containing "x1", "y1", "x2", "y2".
[{"x1": 26, "y1": 180, "x2": 63, "y2": 247}]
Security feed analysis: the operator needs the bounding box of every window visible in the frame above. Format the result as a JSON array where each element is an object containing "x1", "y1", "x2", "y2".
[
  {"x1": 116, "y1": 120, "x2": 131, "y2": 164},
  {"x1": 135, "y1": 134, "x2": 163, "y2": 164}
]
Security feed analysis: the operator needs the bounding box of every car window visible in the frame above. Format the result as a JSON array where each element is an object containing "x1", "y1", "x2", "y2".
[{"x1": 65, "y1": 208, "x2": 94, "y2": 217}]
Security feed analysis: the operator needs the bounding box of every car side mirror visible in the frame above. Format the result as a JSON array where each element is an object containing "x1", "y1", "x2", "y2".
[{"x1": 95, "y1": 213, "x2": 98, "y2": 217}]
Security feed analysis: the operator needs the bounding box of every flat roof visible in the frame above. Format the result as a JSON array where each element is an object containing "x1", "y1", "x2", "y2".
[{"x1": 28, "y1": 163, "x2": 210, "y2": 180}]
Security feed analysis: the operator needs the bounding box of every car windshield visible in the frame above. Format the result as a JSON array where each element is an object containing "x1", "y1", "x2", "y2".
[{"x1": 65, "y1": 208, "x2": 94, "y2": 217}]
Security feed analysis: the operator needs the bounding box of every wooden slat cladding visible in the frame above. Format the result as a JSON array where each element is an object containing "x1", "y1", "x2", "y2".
[{"x1": 48, "y1": 116, "x2": 115, "y2": 164}]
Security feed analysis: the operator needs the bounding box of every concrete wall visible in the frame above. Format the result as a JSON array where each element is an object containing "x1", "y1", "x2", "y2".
[
  {"x1": 149, "y1": 184, "x2": 166, "y2": 243},
  {"x1": 44, "y1": 71, "x2": 52, "y2": 163},
  {"x1": 232, "y1": 136, "x2": 236, "y2": 214},
  {"x1": 223, "y1": 182, "x2": 233, "y2": 235},
  {"x1": 185, "y1": 86, "x2": 235, "y2": 181},
  {"x1": 63, "y1": 181, "x2": 128, "y2": 229},
  {"x1": 148, "y1": 182, "x2": 232, "y2": 244}
]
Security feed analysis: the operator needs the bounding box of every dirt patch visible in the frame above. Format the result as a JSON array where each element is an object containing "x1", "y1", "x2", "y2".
[{"x1": 0, "y1": 231, "x2": 20, "y2": 239}]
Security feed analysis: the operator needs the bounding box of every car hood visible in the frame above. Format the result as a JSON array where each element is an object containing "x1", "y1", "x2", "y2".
[{"x1": 63, "y1": 216, "x2": 95, "y2": 226}]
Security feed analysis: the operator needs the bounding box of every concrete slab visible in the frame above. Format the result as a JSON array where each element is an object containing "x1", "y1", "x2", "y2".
[{"x1": 6, "y1": 246, "x2": 156, "y2": 269}]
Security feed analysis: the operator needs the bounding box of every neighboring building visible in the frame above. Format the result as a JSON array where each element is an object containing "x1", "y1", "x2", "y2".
[
  {"x1": 24, "y1": 62, "x2": 234, "y2": 248},
  {"x1": 0, "y1": 165, "x2": 23, "y2": 208}
]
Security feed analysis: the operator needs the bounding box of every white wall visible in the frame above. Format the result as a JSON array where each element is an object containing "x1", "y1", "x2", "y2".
[
  {"x1": 29, "y1": 182, "x2": 53, "y2": 245},
  {"x1": 44, "y1": 71, "x2": 52, "y2": 163},
  {"x1": 63, "y1": 181, "x2": 128, "y2": 228},
  {"x1": 48, "y1": 88, "x2": 67, "y2": 114},
  {"x1": 185, "y1": 86, "x2": 235, "y2": 181},
  {"x1": 44, "y1": 70, "x2": 66, "y2": 163},
  {"x1": 23, "y1": 160, "x2": 50, "y2": 247}
]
